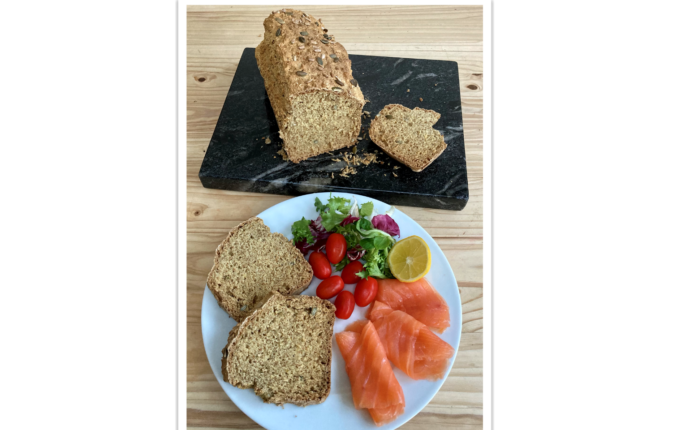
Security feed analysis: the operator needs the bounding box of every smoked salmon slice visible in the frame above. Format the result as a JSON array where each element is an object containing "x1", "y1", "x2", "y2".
[
  {"x1": 375, "y1": 277, "x2": 450, "y2": 333},
  {"x1": 335, "y1": 320, "x2": 405, "y2": 426},
  {"x1": 367, "y1": 301, "x2": 455, "y2": 381}
]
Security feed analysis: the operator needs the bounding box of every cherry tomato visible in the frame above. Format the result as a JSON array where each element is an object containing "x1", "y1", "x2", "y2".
[
  {"x1": 334, "y1": 290, "x2": 355, "y2": 319},
  {"x1": 316, "y1": 275, "x2": 345, "y2": 300},
  {"x1": 326, "y1": 233, "x2": 347, "y2": 264},
  {"x1": 341, "y1": 260, "x2": 364, "y2": 284},
  {"x1": 354, "y1": 277, "x2": 378, "y2": 307},
  {"x1": 309, "y1": 251, "x2": 332, "y2": 280}
]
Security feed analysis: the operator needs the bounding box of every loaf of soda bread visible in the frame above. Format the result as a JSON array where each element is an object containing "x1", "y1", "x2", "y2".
[{"x1": 256, "y1": 8, "x2": 365, "y2": 162}]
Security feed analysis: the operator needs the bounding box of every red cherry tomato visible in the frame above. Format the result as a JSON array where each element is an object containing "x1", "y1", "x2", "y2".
[
  {"x1": 326, "y1": 233, "x2": 347, "y2": 264},
  {"x1": 309, "y1": 251, "x2": 332, "y2": 280},
  {"x1": 354, "y1": 277, "x2": 379, "y2": 307},
  {"x1": 334, "y1": 290, "x2": 355, "y2": 319},
  {"x1": 341, "y1": 260, "x2": 364, "y2": 284},
  {"x1": 316, "y1": 276, "x2": 345, "y2": 300}
]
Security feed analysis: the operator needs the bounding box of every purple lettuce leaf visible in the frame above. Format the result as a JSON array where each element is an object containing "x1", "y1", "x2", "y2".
[
  {"x1": 340, "y1": 215, "x2": 360, "y2": 226},
  {"x1": 371, "y1": 214, "x2": 400, "y2": 237},
  {"x1": 347, "y1": 244, "x2": 366, "y2": 261},
  {"x1": 294, "y1": 216, "x2": 331, "y2": 255}
]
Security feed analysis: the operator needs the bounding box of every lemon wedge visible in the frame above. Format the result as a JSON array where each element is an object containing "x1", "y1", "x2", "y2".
[{"x1": 388, "y1": 235, "x2": 431, "y2": 282}]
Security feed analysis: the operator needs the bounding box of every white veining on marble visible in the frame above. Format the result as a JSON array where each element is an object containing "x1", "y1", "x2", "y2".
[
  {"x1": 437, "y1": 172, "x2": 463, "y2": 194},
  {"x1": 250, "y1": 162, "x2": 291, "y2": 181},
  {"x1": 390, "y1": 70, "x2": 413, "y2": 85},
  {"x1": 414, "y1": 72, "x2": 437, "y2": 80}
]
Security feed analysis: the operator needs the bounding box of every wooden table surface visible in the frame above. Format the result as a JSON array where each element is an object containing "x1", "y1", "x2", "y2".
[{"x1": 187, "y1": 5, "x2": 483, "y2": 429}]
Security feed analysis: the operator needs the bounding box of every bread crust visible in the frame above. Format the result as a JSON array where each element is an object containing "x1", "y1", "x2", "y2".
[
  {"x1": 206, "y1": 217, "x2": 313, "y2": 322},
  {"x1": 369, "y1": 104, "x2": 447, "y2": 172},
  {"x1": 221, "y1": 292, "x2": 336, "y2": 406},
  {"x1": 255, "y1": 9, "x2": 365, "y2": 163}
]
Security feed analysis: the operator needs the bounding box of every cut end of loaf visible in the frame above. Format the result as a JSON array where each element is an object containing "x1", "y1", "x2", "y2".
[
  {"x1": 222, "y1": 292, "x2": 336, "y2": 406},
  {"x1": 255, "y1": 8, "x2": 365, "y2": 163},
  {"x1": 282, "y1": 91, "x2": 362, "y2": 162},
  {"x1": 369, "y1": 104, "x2": 447, "y2": 172}
]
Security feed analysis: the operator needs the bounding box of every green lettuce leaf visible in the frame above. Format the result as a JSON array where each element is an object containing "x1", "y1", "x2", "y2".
[
  {"x1": 318, "y1": 196, "x2": 352, "y2": 231},
  {"x1": 314, "y1": 197, "x2": 328, "y2": 213},
  {"x1": 334, "y1": 257, "x2": 351, "y2": 272},
  {"x1": 291, "y1": 217, "x2": 314, "y2": 244},
  {"x1": 359, "y1": 201, "x2": 374, "y2": 218}
]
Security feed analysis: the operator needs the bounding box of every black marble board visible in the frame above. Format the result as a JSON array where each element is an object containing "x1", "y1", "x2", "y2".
[{"x1": 199, "y1": 48, "x2": 469, "y2": 211}]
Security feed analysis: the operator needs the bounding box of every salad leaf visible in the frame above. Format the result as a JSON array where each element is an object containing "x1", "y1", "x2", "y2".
[
  {"x1": 357, "y1": 218, "x2": 373, "y2": 231},
  {"x1": 373, "y1": 235, "x2": 392, "y2": 250},
  {"x1": 291, "y1": 217, "x2": 314, "y2": 245},
  {"x1": 310, "y1": 216, "x2": 330, "y2": 241},
  {"x1": 356, "y1": 230, "x2": 395, "y2": 280},
  {"x1": 293, "y1": 216, "x2": 331, "y2": 255},
  {"x1": 347, "y1": 246, "x2": 365, "y2": 261},
  {"x1": 328, "y1": 196, "x2": 352, "y2": 212},
  {"x1": 315, "y1": 195, "x2": 353, "y2": 231},
  {"x1": 334, "y1": 222, "x2": 359, "y2": 249},
  {"x1": 372, "y1": 214, "x2": 400, "y2": 237},
  {"x1": 355, "y1": 219, "x2": 394, "y2": 241},
  {"x1": 362, "y1": 249, "x2": 387, "y2": 278},
  {"x1": 334, "y1": 257, "x2": 350, "y2": 272},
  {"x1": 340, "y1": 215, "x2": 360, "y2": 226},
  {"x1": 359, "y1": 201, "x2": 374, "y2": 218},
  {"x1": 360, "y1": 238, "x2": 375, "y2": 250},
  {"x1": 314, "y1": 197, "x2": 328, "y2": 213}
]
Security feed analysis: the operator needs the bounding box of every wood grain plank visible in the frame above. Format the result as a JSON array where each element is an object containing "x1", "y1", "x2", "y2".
[{"x1": 187, "y1": 5, "x2": 483, "y2": 429}]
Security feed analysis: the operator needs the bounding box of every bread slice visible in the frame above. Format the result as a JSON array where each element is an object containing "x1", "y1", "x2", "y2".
[
  {"x1": 207, "y1": 217, "x2": 313, "y2": 322},
  {"x1": 221, "y1": 292, "x2": 336, "y2": 406},
  {"x1": 369, "y1": 104, "x2": 448, "y2": 172}
]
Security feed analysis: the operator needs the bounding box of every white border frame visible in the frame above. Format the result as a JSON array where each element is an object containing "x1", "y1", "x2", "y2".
[{"x1": 178, "y1": 2, "x2": 492, "y2": 428}]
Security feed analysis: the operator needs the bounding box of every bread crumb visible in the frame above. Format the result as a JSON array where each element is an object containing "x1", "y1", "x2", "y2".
[
  {"x1": 392, "y1": 172, "x2": 398, "y2": 177},
  {"x1": 407, "y1": 89, "x2": 410, "y2": 92},
  {"x1": 393, "y1": 166, "x2": 400, "y2": 170},
  {"x1": 265, "y1": 137, "x2": 271, "y2": 144},
  {"x1": 435, "y1": 83, "x2": 438, "y2": 86},
  {"x1": 340, "y1": 166, "x2": 356, "y2": 177},
  {"x1": 330, "y1": 152, "x2": 379, "y2": 178},
  {"x1": 277, "y1": 149, "x2": 288, "y2": 160},
  {"x1": 419, "y1": 97, "x2": 423, "y2": 101}
]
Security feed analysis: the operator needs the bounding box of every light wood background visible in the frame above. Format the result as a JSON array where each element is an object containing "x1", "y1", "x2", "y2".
[{"x1": 187, "y1": 5, "x2": 483, "y2": 429}]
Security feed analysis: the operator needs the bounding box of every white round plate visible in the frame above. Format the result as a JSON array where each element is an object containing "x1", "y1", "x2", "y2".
[{"x1": 201, "y1": 192, "x2": 462, "y2": 430}]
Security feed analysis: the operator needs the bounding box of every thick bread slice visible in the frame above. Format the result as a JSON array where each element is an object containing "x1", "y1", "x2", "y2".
[
  {"x1": 221, "y1": 292, "x2": 336, "y2": 406},
  {"x1": 369, "y1": 104, "x2": 447, "y2": 172},
  {"x1": 207, "y1": 217, "x2": 313, "y2": 321}
]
